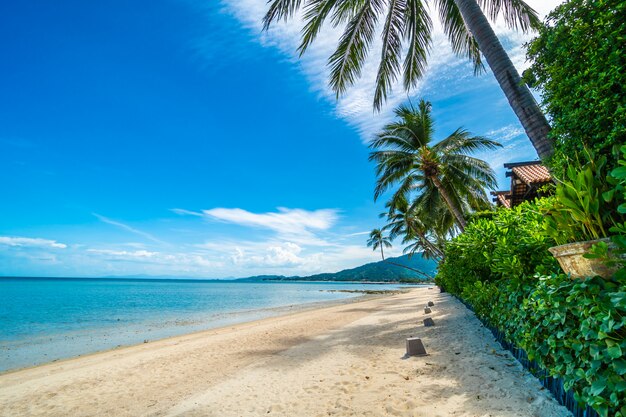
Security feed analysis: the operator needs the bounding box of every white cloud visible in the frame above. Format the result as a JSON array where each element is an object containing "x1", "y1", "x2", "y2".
[
  {"x1": 176, "y1": 206, "x2": 340, "y2": 247},
  {"x1": 345, "y1": 231, "x2": 372, "y2": 237},
  {"x1": 0, "y1": 236, "x2": 67, "y2": 249},
  {"x1": 87, "y1": 249, "x2": 157, "y2": 258},
  {"x1": 202, "y1": 207, "x2": 337, "y2": 233},
  {"x1": 486, "y1": 125, "x2": 526, "y2": 144},
  {"x1": 216, "y1": 0, "x2": 564, "y2": 142},
  {"x1": 233, "y1": 241, "x2": 307, "y2": 268},
  {"x1": 93, "y1": 213, "x2": 168, "y2": 245},
  {"x1": 86, "y1": 247, "x2": 222, "y2": 270},
  {"x1": 170, "y1": 208, "x2": 203, "y2": 217}
]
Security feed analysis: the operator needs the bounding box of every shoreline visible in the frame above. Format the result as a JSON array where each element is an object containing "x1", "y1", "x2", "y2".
[
  {"x1": 0, "y1": 289, "x2": 403, "y2": 376},
  {"x1": 0, "y1": 288, "x2": 569, "y2": 417}
]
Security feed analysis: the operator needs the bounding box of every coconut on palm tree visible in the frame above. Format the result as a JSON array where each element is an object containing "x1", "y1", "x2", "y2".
[
  {"x1": 263, "y1": 0, "x2": 553, "y2": 161},
  {"x1": 370, "y1": 99, "x2": 499, "y2": 232},
  {"x1": 367, "y1": 228, "x2": 392, "y2": 260}
]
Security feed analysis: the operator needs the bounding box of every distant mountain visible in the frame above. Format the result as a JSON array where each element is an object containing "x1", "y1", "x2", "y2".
[{"x1": 238, "y1": 254, "x2": 437, "y2": 283}]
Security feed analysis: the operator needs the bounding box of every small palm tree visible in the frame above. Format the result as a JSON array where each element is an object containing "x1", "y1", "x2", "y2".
[
  {"x1": 367, "y1": 228, "x2": 392, "y2": 260},
  {"x1": 263, "y1": 0, "x2": 553, "y2": 160},
  {"x1": 370, "y1": 99, "x2": 500, "y2": 232},
  {"x1": 382, "y1": 196, "x2": 445, "y2": 260},
  {"x1": 366, "y1": 226, "x2": 433, "y2": 279}
]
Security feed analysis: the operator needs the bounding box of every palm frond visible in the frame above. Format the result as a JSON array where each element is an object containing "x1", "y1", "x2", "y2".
[
  {"x1": 298, "y1": 0, "x2": 339, "y2": 56},
  {"x1": 263, "y1": 0, "x2": 305, "y2": 30},
  {"x1": 402, "y1": 0, "x2": 432, "y2": 89},
  {"x1": 435, "y1": 130, "x2": 501, "y2": 155},
  {"x1": 442, "y1": 154, "x2": 498, "y2": 189},
  {"x1": 328, "y1": 0, "x2": 382, "y2": 97},
  {"x1": 373, "y1": 0, "x2": 406, "y2": 111},
  {"x1": 433, "y1": 0, "x2": 484, "y2": 74},
  {"x1": 479, "y1": 0, "x2": 541, "y2": 32}
]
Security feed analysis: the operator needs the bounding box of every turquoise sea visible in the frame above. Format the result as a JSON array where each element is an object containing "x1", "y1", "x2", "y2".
[{"x1": 0, "y1": 277, "x2": 408, "y2": 373}]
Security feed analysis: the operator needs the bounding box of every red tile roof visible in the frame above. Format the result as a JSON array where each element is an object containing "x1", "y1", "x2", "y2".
[
  {"x1": 512, "y1": 164, "x2": 551, "y2": 185},
  {"x1": 491, "y1": 191, "x2": 511, "y2": 208},
  {"x1": 497, "y1": 193, "x2": 511, "y2": 208}
]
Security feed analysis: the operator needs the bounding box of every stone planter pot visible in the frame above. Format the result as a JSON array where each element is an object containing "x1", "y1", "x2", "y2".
[{"x1": 548, "y1": 238, "x2": 618, "y2": 279}]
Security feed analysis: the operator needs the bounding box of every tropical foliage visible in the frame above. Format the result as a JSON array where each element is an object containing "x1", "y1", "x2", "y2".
[
  {"x1": 435, "y1": 200, "x2": 559, "y2": 294},
  {"x1": 435, "y1": 198, "x2": 626, "y2": 416},
  {"x1": 525, "y1": 0, "x2": 626, "y2": 174},
  {"x1": 370, "y1": 99, "x2": 500, "y2": 232},
  {"x1": 367, "y1": 228, "x2": 392, "y2": 260},
  {"x1": 434, "y1": 153, "x2": 626, "y2": 415},
  {"x1": 263, "y1": 0, "x2": 553, "y2": 160},
  {"x1": 542, "y1": 149, "x2": 626, "y2": 246},
  {"x1": 462, "y1": 274, "x2": 626, "y2": 417},
  {"x1": 347, "y1": 1, "x2": 626, "y2": 414},
  {"x1": 381, "y1": 195, "x2": 446, "y2": 261}
]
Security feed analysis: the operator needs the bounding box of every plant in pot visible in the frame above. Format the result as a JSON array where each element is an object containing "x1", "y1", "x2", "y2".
[
  {"x1": 586, "y1": 145, "x2": 626, "y2": 280},
  {"x1": 542, "y1": 151, "x2": 625, "y2": 278}
]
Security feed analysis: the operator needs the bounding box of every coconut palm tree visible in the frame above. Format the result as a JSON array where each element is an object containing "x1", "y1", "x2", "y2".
[
  {"x1": 366, "y1": 227, "x2": 434, "y2": 279},
  {"x1": 370, "y1": 99, "x2": 500, "y2": 232},
  {"x1": 367, "y1": 228, "x2": 392, "y2": 260},
  {"x1": 381, "y1": 195, "x2": 445, "y2": 261},
  {"x1": 263, "y1": 0, "x2": 553, "y2": 161}
]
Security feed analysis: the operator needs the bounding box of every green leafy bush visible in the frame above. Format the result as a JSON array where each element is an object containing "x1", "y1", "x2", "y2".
[
  {"x1": 524, "y1": 0, "x2": 626, "y2": 175},
  {"x1": 459, "y1": 273, "x2": 626, "y2": 417},
  {"x1": 435, "y1": 200, "x2": 558, "y2": 294},
  {"x1": 437, "y1": 199, "x2": 626, "y2": 415},
  {"x1": 542, "y1": 155, "x2": 618, "y2": 245},
  {"x1": 607, "y1": 146, "x2": 626, "y2": 235}
]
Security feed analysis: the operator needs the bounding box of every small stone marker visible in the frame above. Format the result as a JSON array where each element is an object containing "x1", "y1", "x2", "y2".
[
  {"x1": 428, "y1": 301, "x2": 435, "y2": 307},
  {"x1": 406, "y1": 337, "x2": 428, "y2": 356},
  {"x1": 423, "y1": 317, "x2": 435, "y2": 327},
  {"x1": 424, "y1": 307, "x2": 432, "y2": 314}
]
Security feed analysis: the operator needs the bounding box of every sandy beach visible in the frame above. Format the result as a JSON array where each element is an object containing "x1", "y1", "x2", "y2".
[{"x1": 0, "y1": 288, "x2": 570, "y2": 417}]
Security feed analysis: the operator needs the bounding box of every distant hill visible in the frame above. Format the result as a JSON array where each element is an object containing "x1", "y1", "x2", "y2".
[{"x1": 238, "y1": 254, "x2": 437, "y2": 283}]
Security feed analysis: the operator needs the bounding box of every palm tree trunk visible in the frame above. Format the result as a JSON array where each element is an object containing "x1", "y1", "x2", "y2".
[
  {"x1": 453, "y1": 0, "x2": 553, "y2": 161},
  {"x1": 384, "y1": 260, "x2": 434, "y2": 280},
  {"x1": 431, "y1": 176, "x2": 467, "y2": 231},
  {"x1": 417, "y1": 232, "x2": 444, "y2": 260},
  {"x1": 380, "y1": 245, "x2": 385, "y2": 261}
]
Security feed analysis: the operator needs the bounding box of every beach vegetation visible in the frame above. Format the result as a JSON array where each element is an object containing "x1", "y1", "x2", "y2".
[
  {"x1": 369, "y1": 99, "x2": 500, "y2": 233},
  {"x1": 367, "y1": 227, "x2": 436, "y2": 280},
  {"x1": 435, "y1": 199, "x2": 626, "y2": 416},
  {"x1": 542, "y1": 153, "x2": 616, "y2": 246},
  {"x1": 358, "y1": 1, "x2": 626, "y2": 414},
  {"x1": 524, "y1": 0, "x2": 626, "y2": 175},
  {"x1": 263, "y1": 0, "x2": 553, "y2": 161},
  {"x1": 433, "y1": 160, "x2": 626, "y2": 416},
  {"x1": 432, "y1": 147, "x2": 626, "y2": 413},
  {"x1": 435, "y1": 199, "x2": 559, "y2": 295},
  {"x1": 367, "y1": 228, "x2": 392, "y2": 260},
  {"x1": 381, "y1": 195, "x2": 446, "y2": 261}
]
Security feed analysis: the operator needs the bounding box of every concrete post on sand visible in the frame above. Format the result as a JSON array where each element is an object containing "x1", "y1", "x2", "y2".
[
  {"x1": 424, "y1": 307, "x2": 432, "y2": 314},
  {"x1": 423, "y1": 317, "x2": 435, "y2": 327},
  {"x1": 406, "y1": 337, "x2": 428, "y2": 357},
  {"x1": 428, "y1": 301, "x2": 434, "y2": 307}
]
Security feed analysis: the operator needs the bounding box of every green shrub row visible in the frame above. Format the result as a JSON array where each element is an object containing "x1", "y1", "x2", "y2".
[{"x1": 435, "y1": 202, "x2": 626, "y2": 416}]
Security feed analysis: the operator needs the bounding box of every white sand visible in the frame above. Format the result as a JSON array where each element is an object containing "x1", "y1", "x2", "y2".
[{"x1": 0, "y1": 288, "x2": 570, "y2": 417}]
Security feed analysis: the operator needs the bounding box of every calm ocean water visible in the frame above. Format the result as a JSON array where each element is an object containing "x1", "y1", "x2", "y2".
[{"x1": 0, "y1": 277, "x2": 409, "y2": 372}]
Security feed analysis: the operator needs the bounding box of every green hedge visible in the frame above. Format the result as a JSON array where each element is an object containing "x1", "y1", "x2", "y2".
[
  {"x1": 436, "y1": 202, "x2": 626, "y2": 416},
  {"x1": 436, "y1": 199, "x2": 559, "y2": 294}
]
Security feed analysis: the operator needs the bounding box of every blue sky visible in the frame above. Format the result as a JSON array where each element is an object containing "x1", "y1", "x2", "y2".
[{"x1": 0, "y1": 0, "x2": 561, "y2": 278}]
